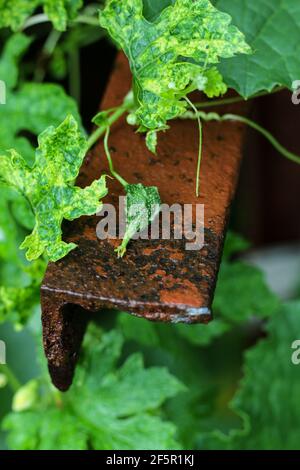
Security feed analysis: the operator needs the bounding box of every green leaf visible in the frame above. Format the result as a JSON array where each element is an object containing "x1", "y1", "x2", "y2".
[
  {"x1": 0, "y1": 0, "x2": 37, "y2": 31},
  {"x1": 0, "y1": 194, "x2": 21, "y2": 263},
  {"x1": 176, "y1": 232, "x2": 278, "y2": 346},
  {"x1": 43, "y1": 0, "x2": 83, "y2": 32},
  {"x1": 91, "y1": 414, "x2": 179, "y2": 450},
  {"x1": 222, "y1": 231, "x2": 250, "y2": 261},
  {"x1": 0, "y1": 36, "x2": 81, "y2": 323},
  {"x1": 214, "y1": 0, "x2": 300, "y2": 97},
  {"x1": 0, "y1": 33, "x2": 31, "y2": 90},
  {"x1": 3, "y1": 326, "x2": 183, "y2": 450},
  {"x1": 142, "y1": 0, "x2": 174, "y2": 21},
  {"x1": 92, "y1": 110, "x2": 110, "y2": 127},
  {"x1": 116, "y1": 183, "x2": 161, "y2": 257},
  {"x1": 176, "y1": 320, "x2": 230, "y2": 347},
  {"x1": 12, "y1": 380, "x2": 38, "y2": 412},
  {"x1": 118, "y1": 312, "x2": 160, "y2": 347},
  {"x1": 145, "y1": 130, "x2": 157, "y2": 154},
  {"x1": 208, "y1": 301, "x2": 300, "y2": 449},
  {"x1": 202, "y1": 67, "x2": 227, "y2": 98},
  {"x1": 100, "y1": 0, "x2": 250, "y2": 131},
  {"x1": 213, "y1": 261, "x2": 279, "y2": 323},
  {"x1": 69, "y1": 329, "x2": 184, "y2": 450},
  {"x1": 0, "y1": 190, "x2": 45, "y2": 326},
  {"x1": 3, "y1": 410, "x2": 88, "y2": 450},
  {"x1": 0, "y1": 195, "x2": 44, "y2": 326},
  {"x1": 0, "y1": 0, "x2": 83, "y2": 31},
  {"x1": 0, "y1": 115, "x2": 107, "y2": 262},
  {"x1": 0, "y1": 284, "x2": 39, "y2": 326},
  {"x1": 49, "y1": 46, "x2": 68, "y2": 80},
  {"x1": 0, "y1": 82, "x2": 83, "y2": 162}
]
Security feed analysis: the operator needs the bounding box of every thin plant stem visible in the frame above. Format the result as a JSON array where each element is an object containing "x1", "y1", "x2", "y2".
[
  {"x1": 0, "y1": 365, "x2": 21, "y2": 393},
  {"x1": 193, "y1": 86, "x2": 285, "y2": 110},
  {"x1": 87, "y1": 102, "x2": 132, "y2": 151},
  {"x1": 44, "y1": 29, "x2": 61, "y2": 55},
  {"x1": 184, "y1": 110, "x2": 300, "y2": 166},
  {"x1": 22, "y1": 14, "x2": 49, "y2": 30},
  {"x1": 104, "y1": 127, "x2": 128, "y2": 187},
  {"x1": 184, "y1": 96, "x2": 203, "y2": 197},
  {"x1": 73, "y1": 16, "x2": 100, "y2": 27},
  {"x1": 222, "y1": 114, "x2": 300, "y2": 165},
  {"x1": 23, "y1": 13, "x2": 100, "y2": 30}
]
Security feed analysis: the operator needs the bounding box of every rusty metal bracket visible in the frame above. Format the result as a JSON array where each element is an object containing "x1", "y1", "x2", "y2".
[{"x1": 41, "y1": 54, "x2": 247, "y2": 391}]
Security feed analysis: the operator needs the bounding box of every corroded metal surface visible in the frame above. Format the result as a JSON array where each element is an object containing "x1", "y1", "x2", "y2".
[{"x1": 41, "y1": 54, "x2": 247, "y2": 390}]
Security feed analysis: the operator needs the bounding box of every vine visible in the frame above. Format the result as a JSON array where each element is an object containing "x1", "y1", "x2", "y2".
[{"x1": 1, "y1": 0, "x2": 299, "y2": 260}]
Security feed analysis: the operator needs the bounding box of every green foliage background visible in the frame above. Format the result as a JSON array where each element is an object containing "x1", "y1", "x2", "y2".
[{"x1": 1, "y1": 0, "x2": 300, "y2": 450}]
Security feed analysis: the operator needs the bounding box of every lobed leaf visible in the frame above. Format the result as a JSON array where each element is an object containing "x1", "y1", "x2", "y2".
[
  {"x1": 100, "y1": 0, "x2": 250, "y2": 131},
  {"x1": 205, "y1": 301, "x2": 300, "y2": 449},
  {"x1": 0, "y1": 115, "x2": 107, "y2": 262},
  {"x1": 214, "y1": 0, "x2": 300, "y2": 97},
  {"x1": 3, "y1": 326, "x2": 183, "y2": 450}
]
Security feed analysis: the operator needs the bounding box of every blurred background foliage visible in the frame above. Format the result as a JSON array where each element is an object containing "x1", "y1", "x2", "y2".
[{"x1": 1, "y1": 0, "x2": 300, "y2": 450}]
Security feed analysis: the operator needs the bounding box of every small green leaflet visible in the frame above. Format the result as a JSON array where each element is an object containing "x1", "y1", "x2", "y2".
[
  {"x1": 0, "y1": 0, "x2": 83, "y2": 31},
  {"x1": 202, "y1": 68, "x2": 227, "y2": 98},
  {"x1": 102, "y1": 128, "x2": 161, "y2": 258},
  {"x1": 145, "y1": 131, "x2": 158, "y2": 154},
  {"x1": 214, "y1": 0, "x2": 300, "y2": 97},
  {"x1": 100, "y1": 0, "x2": 250, "y2": 131},
  {"x1": 43, "y1": 0, "x2": 83, "y2": 31},
  {"x1": 0, "y1": 115, "x2": 107, "y2": 262},
  {"x1": 117, "y1": 183, "x2": 161, "y2": 258},
  {"x1": 92, "y1": 110, "x2": 110, "y2": 128}
]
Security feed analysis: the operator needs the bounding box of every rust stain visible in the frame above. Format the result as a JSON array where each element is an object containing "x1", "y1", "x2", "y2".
[
  {"x1": 143, "y1": 247, "x2": 159, "y2": 256},
  {"x1": 160, "y1": 279, "x2": 202, "y2": 307}
]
